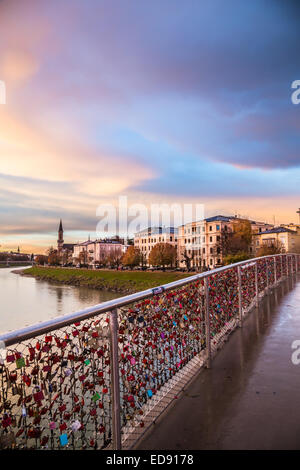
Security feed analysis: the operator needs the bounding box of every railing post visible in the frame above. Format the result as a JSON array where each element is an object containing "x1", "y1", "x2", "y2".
[
  {"x1": 237, "y1": 266, "x2": 243, "y2": 327},
  {"x1": 204, "y1": 277, "x2": 211, "y2": 369},
  {"x1": 109, "y1": 308, "x2": 121, "y2": 450},
  {"x1": 266, "y1": 259, "x2": 269, "y2": 291},
  {"x1": 280, "y1": 255, "x2": 283, "y2": 279},
  {"x1": 287, "y1": 255, "x2": 290, "y2": 277},
  {"x1": 273, "y1": 256, "x2": 277, "y2": 285},
  {"x1": 255, "y1": 261, "x2": 259, "y2": 308}
]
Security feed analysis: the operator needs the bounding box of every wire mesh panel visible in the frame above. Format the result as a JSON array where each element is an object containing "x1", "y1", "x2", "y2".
[
  {"x1": 240, "y1": 263, "x2": 256, "y2": 311},
  {"x1": 275, "y1": 256, "x2": 282, "y2": 280},
  {"x1": 257, "y1": 258, "x2": 268, "y2": 293},
  {"x1": 208, "y1": 268, "x2": 239, "y2": 352},
  {"x1": 282, "y1": 255, "x2": 287, "y2": 277},
  {"x1": 0, "y1": 315, "x2": 112, "y2": 450},
  {"x1": 116, "y1": 279, "x2": 206, "y2": 442},
  {"x1": 267, "y1": 258, "x2": 275, "y2": 286},
  {"x1": 287, "y1": 255, "x2": 292, "y2": 275},
  {"x1": 291, "y1": 255, "x2": 297, "y2": 273}
]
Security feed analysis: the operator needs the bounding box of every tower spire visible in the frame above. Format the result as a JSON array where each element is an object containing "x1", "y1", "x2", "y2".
[{"x1": 58, "y1": 219, "x2": 64, "y2": 255}]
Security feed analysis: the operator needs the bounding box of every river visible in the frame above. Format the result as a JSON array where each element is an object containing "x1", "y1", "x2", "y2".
[{"x1": 0, "y1": 266, "x2": 120, "y2": 335}]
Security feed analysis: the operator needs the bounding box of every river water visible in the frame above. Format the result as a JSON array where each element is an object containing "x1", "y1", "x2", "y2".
[{"x1": 0, "y1": 267, "x2": 120, "y2": 335}]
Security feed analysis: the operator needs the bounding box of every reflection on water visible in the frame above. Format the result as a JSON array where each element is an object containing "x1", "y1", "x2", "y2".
[{"x1": 0, "y1": 267, "x2": 120, "y2": 334}]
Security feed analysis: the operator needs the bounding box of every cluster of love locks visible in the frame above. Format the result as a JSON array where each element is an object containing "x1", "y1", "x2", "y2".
[{"x1": 0, "y1": 254, "x2": 298, "y2": 450}]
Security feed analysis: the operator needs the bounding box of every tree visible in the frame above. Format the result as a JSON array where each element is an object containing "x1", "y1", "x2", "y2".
[
  {"x1": 107, "y1": 248, "x2": 123, "y2": 268},
  {"x1": 0, "y1": 252, "x2": 8, "y2": 261},
  {"x1": 79, "y1": 250, "x2": 88, "y2": 265},
  {"x1": 47, "y1": 247, "x2": 60, "y2": 266},
  {"x1": 121, "y1": 246, "x2": 141, "y2": 269},
  {"x1": 35, "y1": 255, "x2": 48, "y2": 265},
  {"x1": 257, "y1": 240, "x2": 285, "y2": 256},
  {"x1": 181, "y1": 249, "x2": 195, "y2": 270},
  {"x1": 218, "y1": 219, "x2": 252, "y2": 257},
  {"x1": 148, "y1": 243, "x2": 177, "y2": 269}
]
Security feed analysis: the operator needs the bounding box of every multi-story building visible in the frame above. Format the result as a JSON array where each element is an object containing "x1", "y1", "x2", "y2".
[
  {"x1": 254, "y1": 226, "x2": 300, "y2": 254},
  {"x1": 73, "y1": 239, "x2": 124, "y2": 266},
  {"x1": 178, "y1": 215, "x2": 274, "y2": 270},
  {"x1": 134, "y1": 227, "x2": 178, "y2": 264},
  {"x1": 177, "y1": 215, "x2": 231, "y2": 270}
]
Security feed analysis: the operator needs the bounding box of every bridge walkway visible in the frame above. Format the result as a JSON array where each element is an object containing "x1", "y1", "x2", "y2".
[{"x1": 137, "y1": 275, "x2": 300, "y2": 450}]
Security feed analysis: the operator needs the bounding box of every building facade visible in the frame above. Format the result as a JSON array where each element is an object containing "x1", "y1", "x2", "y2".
[
  {"x1": 178, "y1": 215, "x2": 274, "y2": 270},
  {"x1": 254, "y1": 226, "x2": 300, "y2": 254},
  {"x1": 134, "y1": 227, "x2": 178, "y2": 265},
  {"x1": 73, "y1": 239, "x2": 125, "y2": 266}
]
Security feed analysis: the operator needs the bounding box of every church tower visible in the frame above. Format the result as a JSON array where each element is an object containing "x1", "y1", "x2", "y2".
[{"x1": 57, "y1": 219, "x2": 64, "y2": 255}]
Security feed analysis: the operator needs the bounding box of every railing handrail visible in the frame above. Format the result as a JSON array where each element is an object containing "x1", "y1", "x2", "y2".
[{"x1": 0, "y1": 253, "x2": 296, "y2": 348}]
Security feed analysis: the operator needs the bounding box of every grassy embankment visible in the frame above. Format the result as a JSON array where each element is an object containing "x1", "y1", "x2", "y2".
[{"x1": 23, "y1": 267, "x2": 191, "y2": 294}]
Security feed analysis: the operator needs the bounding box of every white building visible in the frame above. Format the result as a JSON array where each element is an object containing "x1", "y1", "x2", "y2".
[
  {"x1": 73, "y1": 239, "x2": 124, "y2": 266},
  {"x1": 134, "y1": 227, "x2": 178, "y2": 264}
]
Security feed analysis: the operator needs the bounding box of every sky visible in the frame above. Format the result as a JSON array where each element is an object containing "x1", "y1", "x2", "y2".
[{"x1": 0, "y1": 0, "x2": 300, "y2": 253}]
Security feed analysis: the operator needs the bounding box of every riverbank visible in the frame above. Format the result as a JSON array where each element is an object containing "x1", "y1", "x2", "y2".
[
  {"x1": 0, "y1": 263, "x2": 31, "y2": 268},
  {"x1": 20, "y1": 267, "x2": 191, "y2": 294}
]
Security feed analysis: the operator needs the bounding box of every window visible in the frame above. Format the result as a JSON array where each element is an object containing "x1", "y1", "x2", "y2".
[
  {"x1": 217, "y1": 236, "x2": 220, "y2": 242},
  {"x1": 216, "y1": 225, "x2": 220, "y2": 231},
  {"x1": 203, "y1": 248, "x2": 205, "y2": 254},
  {"x1": 170, "y1": 236, "x2": 172, "y2": 241},
  {"x1": 217, "y1": 259, "x2": 221, "y2": 264},
  {"x1": 210, "y1": 247, "x2": 213, "y2": 254},
  {"x1": 209, "y1": 236, "x2": 213, "y2": 242},
  {"x1": 209, "y1": 226, "x2": 212, "y2": 231},
  {"x1": 202, "y1": 236, "x2": 205, "y2": 243},
  {"x1": 210, "y1": 259, "x2": 213, "y2": 265}
]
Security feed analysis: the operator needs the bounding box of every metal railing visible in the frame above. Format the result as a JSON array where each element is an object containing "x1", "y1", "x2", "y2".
[{"x1": 0, "y1": 253, "x2": 299, "y2": 450}]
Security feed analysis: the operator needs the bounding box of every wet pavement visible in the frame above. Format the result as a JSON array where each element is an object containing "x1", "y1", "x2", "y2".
[{"x1": 137, "y1": 274, "x2": 300, "y2": 450}]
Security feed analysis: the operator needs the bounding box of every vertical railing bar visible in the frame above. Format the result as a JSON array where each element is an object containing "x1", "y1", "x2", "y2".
[
  {"x1": 255, "y1": 261, "x2": 259, "y2": 308},
  {"x1": 266, "y1": 259, "x2": 269, "y2": 292},
  {"x1": 204, "y1": 277, "x2": 211, "y2": 369},
  {"x1": 109, "y1": 308, "x2": 121, "y2": 450},
  {"x1": 237, "y1": 265, "x2": 243, "y2": 327},
  {"x1": 273, "y1": 256, "x2": 277, "y2": 285}
]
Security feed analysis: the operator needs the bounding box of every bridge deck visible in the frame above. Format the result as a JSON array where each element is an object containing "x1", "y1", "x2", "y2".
[{"x1": 137, "y1": 275, "x2": 300, "y2": 450}]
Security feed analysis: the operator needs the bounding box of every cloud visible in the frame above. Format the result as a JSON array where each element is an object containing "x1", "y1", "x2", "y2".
[{"x1": 0, "y1": 0, "x2": 300, "y2": 248}]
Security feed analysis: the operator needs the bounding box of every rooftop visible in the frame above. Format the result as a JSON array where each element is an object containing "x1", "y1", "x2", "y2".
[
  {"x1": 135, "y1": 227, "x2": 178, "y2": 236},
  {"x1": 257, "y1": 227, "x2": 297, "y2": 235}
]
